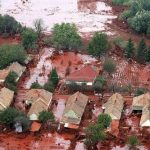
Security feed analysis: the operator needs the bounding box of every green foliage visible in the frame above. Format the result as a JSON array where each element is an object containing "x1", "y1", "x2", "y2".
[
  {"x1": 0, "y1": 44, "x2": 27, "y2": 69},
  {"x1": 85, "y1": 124, "x2": 106, "y2": 147},
  {"x1": 43, "y1": 37, "x2": 52, "y2": 47},
  {"x1": 134, "y1": 87, "x2": 146, "y2": 96},
  {"x1": 38, "y1": 111, "x2": 55, "y2": 123},
  {"x1": 146, "y1": 46, "x2": 150, "y2": 62},
  {"x1": 49, "y1": 68, "x2": 59, "y2": 87},
  {"x1": 0, "y1": 107, "x2": 24, "y2": 126},
  {"x1": 22, "y1": 28, "x2": 38, "y2": 49},
  {"x1": 5, "y1": 71, "x2": 18, "y2": 92},
  {"x1": 113, "y1": 37, "x2": 127, "y2": 49},
  {"x1": 52, "y1": 23, "x2": 82, "y2": 50},
  {"x1": 136, "y1": 38, "x2": 147, "y2": 63},
  {"x1": 103, "y1": 58, "x2": 116, "y2": 75},
  {"x1": 93, "y1": 76, "x2": 106, "y2": 94},
  {"x1": 44, "y1": 81, "x2": 55, "y2": 92},
  {"x1": 14, "y1": 116, "x2": 31, "y2": 132},
  {"x1": 0, "y1": 15, "x2": 22, "y2": 36},
  {"x1": 97, "y1": 114, "x2": 112, "y2": 128},
  {"x1": 88, "y1": 32, "x2": 108, "y2": 58},
  {"x1": 31, "y1": 82, "x2": 43, "y2": 89},
  {"x1": 127, "y1": 135, "x2": 139, "y2": 148},
  {"x1": 112, "y1": 0, "x2": 130, "y2": 5},
  {"x1": 124, "y1": 38, "x2": 135, "y2": 58}
]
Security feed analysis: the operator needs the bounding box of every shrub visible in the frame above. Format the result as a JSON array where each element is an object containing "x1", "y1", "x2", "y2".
[
  {"x1": 0, "y1": 108, "x2": 24, "y2": 127},
  {"x1": 0, "y1": 44, "x2": 27, "y2": 69},
  {"x1": 14, "y1": 116, "x2": 31, "y2": 132},
  {"x1": 113, "y1": 37, "x2": 127, "y2": 49},
  {"x1": 103, "y1": 58, "x2": 116, "y2": 76},
  {"x1": 127, "y1": 135, "x2": 139, "y2": 148},
  {"x1": 134, "y1": 87, "x2": 146, "y2": 96},
  {"x1": 49, "y1": 68, "x2": 59, "y2": 87},
  {"x1": 85, "y1": 124, "x2": 106, "y2": 148},
  {"x1": 52, "y1": 23, "x2": 82, "y2": 50},
  {"x1": 88, "y1": 32, "x2": 108, "y2": 58},
  {"x1": 44, "y1": 81, "x2": 55, "y2": 92},
  {"x1": 21, "y1": 28, "x2": 38, "y2": 50},
  {"x1": 124, "y1": 38, "x2": 135, "y2": 58},
  {"x1": 0, "y1": 15, "x2": 22, "y2": 36},
  {"x1": 97, "y1": 114, "x2": 112, "y2": 128},
  {"x1": 38, "y1": 111, "x2": 55, "y2": 123}
]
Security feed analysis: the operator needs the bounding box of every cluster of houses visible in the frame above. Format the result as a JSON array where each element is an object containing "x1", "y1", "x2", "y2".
[{"x1": 0, "y1": 64, "x2": 150, "y2": 132}]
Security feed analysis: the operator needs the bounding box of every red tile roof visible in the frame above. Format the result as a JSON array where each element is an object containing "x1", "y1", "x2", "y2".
[{"x1": 66, "y1": 65, "x2": 98, "y2": 82}]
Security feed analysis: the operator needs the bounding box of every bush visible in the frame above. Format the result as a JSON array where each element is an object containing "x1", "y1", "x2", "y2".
[
  {"x1": 112, "y1": 0, "x2": 130, "y2": 5},
  {"x1": 0, "y1": 44, "x2": 27, "y2": 69},
  {"x1": 103, "y1": 58, "x2": 116, "y2": 76},
  {"x1": 113, "y1": 37, "x2": 127, "y2": 49},
  {"x1": 22, "y1": 28, "x2": 38, "y2": 50},
  {"x1": 0, "y1": 108, "x2": 24, "y2": 127},
  {"x1": 52, "y1": 23, "x2": 82, "y2": 50},
  {"x1": 0, "y1": 15, "x2": 22, "y2": 36},
  {"x1": 134, "y1": 87, "x2": 147, "y2": 96},
  {"x1": 127, "y1": 135, "x2": 139, "y2": 148},
  {"x1": 38, "y1": 111, "x2": 55, "y2": 123},
  {"x1": 14, "y1": 116, "x2": 31, "y2": 132},
  {"x1": 97, "y1": 114, "x2": 112, "y2": 128},
  {"x1": 88, "y1": 32, "x2": 108, "y2": 58},
  {"x1": 5, "y1": 71, "x2": 18, "y2": 92}
]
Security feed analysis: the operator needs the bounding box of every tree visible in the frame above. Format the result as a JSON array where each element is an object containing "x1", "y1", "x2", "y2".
[
  {"x1": 88, "y1": 32, "x2": 108, "y2": 58},
  {"x1": 0, "y1": 15, "x2": 22, "y2": 36},
  {"x1": 0, "y1": 44, "x2": 27, "y2": 69},
  {"x1": 44, "y1": 81, "x2": 54, "y2": 92},
  {"x1": 85, "y1": 124, "x2": 106, "y2": 149},
  {"x1": 134, "y1": 87, "x2": 146, "y2": 96},
  {"x1": 146, "y1": 46, "x2": 150, "y2": 62},
  {"x1": 52, "y1": 23, "x2": 82, "y2": 50},
  {"x1": 136, "y1": 38, "x2": 147, "y2": 63},
  {"x1": 34, "y1": 18, "x2": 45, "y2": 38},
  {"x1": 38, "y1": 111, "x2": 55, "y2": 123},
  {"x1": 127, "y1": 135, "x2": 139, "y2": 149},
  {"x1": 31, "y1": 81, "x2": 43, "y2": 89},
  {"x1": 14, "y1": 116, "x2": 31, "y2": 132},
  {"x1": 97, "y1": 114, "x2": 112, "y2": 128},
  {"x1": 0, "y1": 108, "x2": 24, "y2": 127},
  {"x1": 125, "y1": 38, "x2": 134, "y2": 58},
  {"x1": 103, "y1": 58, "x2": 116, "y2": 76},
  {"x1": 49, "y1": 68, "x2": 59, "y2": 87},
  {"x1": 5, "y1": 71, "x2": 18, "y2": 92},
  {"x1": 93, "y1": 76, "x2": 107, "y2": 100},
  {"x1": 22, "y1": 28, "x2": 38, "y2": 50}
]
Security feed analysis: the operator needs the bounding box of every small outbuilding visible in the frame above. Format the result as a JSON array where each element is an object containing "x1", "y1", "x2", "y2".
[
  {"x1": 60, "y1": 92, "x2": 89, "y2": 129},
  {"x1": 103, "y1": 93, "x2": 124, "y2": 120}
]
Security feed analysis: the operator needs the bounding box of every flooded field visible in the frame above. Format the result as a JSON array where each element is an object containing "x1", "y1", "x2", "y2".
[{"x1": 0, "y1": 0, "x2": 116, "y2": 35}]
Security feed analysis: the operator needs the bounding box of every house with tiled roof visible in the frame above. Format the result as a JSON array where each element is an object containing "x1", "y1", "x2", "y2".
[
  {"x1": 25, "y1": 89, "x2": 53, "y2": 120},
  {"x1": 103, "y1": 93, "x2": 124, "y2": 120},
  {"x1": 0, "y1": 87, "x2": 14, "y2": 110},
  {"x1": 60, "y1": 92, "x2": 89, "y2": 129},
  {"x1": 66, "y1": 65, "x2": 99, "y2": 86}
]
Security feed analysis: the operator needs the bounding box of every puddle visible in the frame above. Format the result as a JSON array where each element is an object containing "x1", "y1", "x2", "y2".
[{"x1": 0, "y1": 0, "x2": 117, "y2": 35}]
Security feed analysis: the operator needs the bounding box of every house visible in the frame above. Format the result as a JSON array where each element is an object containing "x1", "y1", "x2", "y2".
[
  {"x1": 103, "y1": 93, "x2": 124, "y2": 120},
  {"x1": 60, "y1": 92, "x2": 89, "y2": 129},
  {"x1": 0, "y1": 62, "x2": 26, "y2": 84},
  {"x1": 66, "y1": 65, "x2": 99, "y2": 86},
  {"x1": 25, "y1": 89, "x2": 53, "y2": 120},
  {"x1": 132, "y1": 93, "x2": 150, "y2": 112},
  {"x1": 140, "y1": 103, "x2": 150, "y2": 127},
  {"x1": 0, "y1": 87, "x2": 14, "y2": 110}
]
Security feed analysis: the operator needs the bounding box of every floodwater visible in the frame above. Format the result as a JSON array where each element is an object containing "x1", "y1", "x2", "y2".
[{"x1": 0, "y1": 0, "x2": 116, "y2": 34}]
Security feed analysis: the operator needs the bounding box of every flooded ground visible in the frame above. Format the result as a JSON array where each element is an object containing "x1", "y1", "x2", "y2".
[{"x1": 0, "y1": 0, "x2": 116, "y2": 35}]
